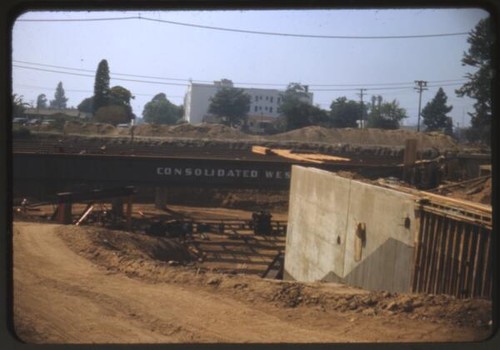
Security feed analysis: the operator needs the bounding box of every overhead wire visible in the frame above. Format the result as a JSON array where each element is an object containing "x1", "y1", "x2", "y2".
[
  {"x1": 16, "y1": 15, "x2": 469, "y2": 39},
  {"x1": 12, "y1": 60, "x2": 467, "y2": 91}
]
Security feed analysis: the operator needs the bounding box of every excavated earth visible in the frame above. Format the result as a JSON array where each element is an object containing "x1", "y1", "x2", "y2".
[
  {"x1": 12, "y1": 216, "x2": 493, "y2": 344},
  {"x1": 28, "y1": 121, "x2": 461, "y2": 153}
]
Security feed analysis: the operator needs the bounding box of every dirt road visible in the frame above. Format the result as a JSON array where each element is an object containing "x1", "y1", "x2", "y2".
[{"x1": 13, "y1": 222, "x2": 492, "y2": 344}]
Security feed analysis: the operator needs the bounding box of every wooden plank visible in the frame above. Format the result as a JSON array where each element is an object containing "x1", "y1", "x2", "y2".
[
  {"x1": 480, "y1": 229, "x2": 492, "y2": 297},
  {"x1": 420, "y1": 191, "x2": 492, "y2": 214},
  {"x1": 437, "y1": 218, "x2": 452, "y2": 294},
  {"x1": 266, "y1": 148, "x2": 351, "y2": 163},
  {"x1": 411, "y1": 210, "x2": 425, "y2": 292},
  {"x1": 461, "y1": 225, "x2": 476, "y2": 298},
  {"x1": 251, "y1": 145, "x2": 272, "y2": 156},
  {"x1": 455, "y1": 224, "x2": 467, "y2": 297},
  {"x1": 471, "y1": 227, "x2": 484, "y2": 297},
  {"x1": 425, "y1": 214, "x2": 441, "y2": 293},
  {"x1": 75, "y1": 203, "x2": 94, "y2": 226},
  {"x1": 446, "y1": 220, "x2": 460, "y2": 295},
  {"x1": 431, "y1": 215, "x2": 445, "y2": 294},
  {"x1": 419, "y1": 212, "x2": 434, "y2": 293}
]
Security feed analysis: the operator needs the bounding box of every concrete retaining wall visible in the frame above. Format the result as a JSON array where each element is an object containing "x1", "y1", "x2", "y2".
[{"x1": 284, "y1": 166, "x2": 417, "y2": 293}]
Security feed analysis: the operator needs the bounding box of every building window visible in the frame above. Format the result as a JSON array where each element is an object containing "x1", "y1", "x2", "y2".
[
  {"x1": 265, "y1": 96, "x2": 269, "y2": 101},
  {"x1": 277, "y1": 97, "x2": 281, "y2": 104},
  {"x1": 254, "y1": 106, "x2": 258, "y2": 112},
  {"x1": 270, "y1": 97, "x2": 273, "y2": 103},
  {"x1": 269, "y1": 107, "x2": 273, "y2": 113},
  {"x1": 265, "y1": 106, "x2": 268, "y2": 111}
]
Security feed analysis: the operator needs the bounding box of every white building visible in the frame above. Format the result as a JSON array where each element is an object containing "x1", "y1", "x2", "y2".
[{"x1": 183, "y1": 79, "x2": 313, "y2": 125}]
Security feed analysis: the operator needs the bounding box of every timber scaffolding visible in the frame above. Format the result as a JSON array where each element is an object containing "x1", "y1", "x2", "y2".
[
  {"x1": 381, "y1": 181, "x2": 493, "y2": 299},
  {"x1": 412, "y1": 196, "x2": 492, "y2": 299}
]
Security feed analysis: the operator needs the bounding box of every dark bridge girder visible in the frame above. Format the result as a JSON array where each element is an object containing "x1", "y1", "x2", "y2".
[{"x1": 13, "y1": 153, "x2": 402, "y2": 189}]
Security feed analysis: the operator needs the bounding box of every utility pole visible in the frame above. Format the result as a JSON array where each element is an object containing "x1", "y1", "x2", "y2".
[
  {"x1": 414, "y1": 80, "x2": 428, "y2": 132},
  {"x1": 357, "y1": 88, "x2": 367, "y2": 128}
]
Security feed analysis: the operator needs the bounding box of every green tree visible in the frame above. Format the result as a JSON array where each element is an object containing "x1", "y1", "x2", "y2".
[
  {"x1": 49, "y1": 82, "x2": 68, "y2": 109},
  {"x1": 77, "y1": 97, "x2": 94, "y2": 113},
  {"x1": 278, "y1": 83, "x2": 321, "y2": 131},
  {"x1": 367, "y1": 96, "x2": 407, "y2": 129},
  {"x1": 330, "y1": 97, "x2": 365, "y2": 128},
  {"x1": 456, "y1": 17, "x2": 493, "y2": 144},
  {"x1": 109, "y1": 85, "x2": 134, "y2": 120},
  {"x1": 12, "y1": 94, "x2": 29, "y2": 119},
  {"x1": 93, "y1": 59, "x2": 110, "y2": 114},
  {"x1": 142, "y1": 93, "x2": 182, "y2": 125},
  {"x1": 422, "y1": 88, "x2": 453, "y2": 133},
  {"x1": 36, "y1": 94, "x2": 48, "y2": 109},
  {"x1": 208, "y1": 87, "x2": 251, "y2": 127}
]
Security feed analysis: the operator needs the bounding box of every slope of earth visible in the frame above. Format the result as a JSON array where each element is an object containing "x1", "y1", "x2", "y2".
[
  {"x1": 12, "y1": 222, "x2": 492, "y2": 344},
  {"x1": 27, "y1": 121, "x2": 460, "y2": 151}
]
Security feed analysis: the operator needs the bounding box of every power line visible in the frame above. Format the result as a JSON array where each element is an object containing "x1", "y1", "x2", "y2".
[
  {"x1": 306, "y1": 79, "x2": 467, "y2": 87},
  {"x1": 13, "y1": 83, "x2": 185, "y2": 98},
  {"x1": 13, "y1": 59, "x2": 468, "y2": 89},
  {"x1": 17, "y1": 14, "x2": 470, "y2": 39},
  {"x1": 13, "y1": 60, "x2": 196, "y2": 83},
  {"x1": 12, "y1": 65, "x2": 189, "y2": 87}
]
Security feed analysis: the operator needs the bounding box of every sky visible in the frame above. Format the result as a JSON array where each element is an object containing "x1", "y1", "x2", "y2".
[{"x1": 11, "y1": 7, "x2": 489, "y2": 127}]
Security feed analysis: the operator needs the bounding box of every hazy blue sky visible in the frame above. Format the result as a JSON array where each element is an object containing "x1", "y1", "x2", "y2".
[{"x1": 12, "y1": 8, "x2": 489, "y2": 127}]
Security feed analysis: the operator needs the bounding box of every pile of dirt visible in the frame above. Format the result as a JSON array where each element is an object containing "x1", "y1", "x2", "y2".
[
  {"x1": 57, "y1": 225, "x2": 491, "y2": 329},
  {"x1": 63, "y1": 120, "x2": 117, "y2": 136},
  {"x1": 58, "y1": 226, "x2": 195, "y2": 271},
  {"x1": 37, "y1": 121, "x2": 460, "y2": 151},
  {"x1": 270, "y1": 126, "x2": 458, "y2": 150},
  {"x1": 125, "y1": 123, "x2": 253, "y2": 140}
]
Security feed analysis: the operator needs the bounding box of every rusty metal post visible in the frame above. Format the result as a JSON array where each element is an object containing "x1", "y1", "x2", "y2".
[{"x1": 56, "y1": 192, "x2": 73, "y2": 224}]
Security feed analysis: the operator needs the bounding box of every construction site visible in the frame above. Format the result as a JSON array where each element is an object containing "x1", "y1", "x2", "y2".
[{"x1": 11, "y1": 123, "x2": 494, "y2": 343}]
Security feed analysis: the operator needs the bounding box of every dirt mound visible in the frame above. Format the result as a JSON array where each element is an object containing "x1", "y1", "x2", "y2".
[
  {"x1": 271, "y1": 126, "x2": 458, "y2": 150},
  {"x1": 35, "y1": 121, "x2": 459, "y2": 152},
  {"x1": 58, "y1": 226, "x2": 195, "y2": 270},
  {"x1": 130, "y1": 123, "x2": 252, "y2": 140},
  {"x1": 56, "y1": 224, "x2": 491, "y2": 330},
  {"x1": 63, "y1": 120, "x2": 117, "y2": 136}
]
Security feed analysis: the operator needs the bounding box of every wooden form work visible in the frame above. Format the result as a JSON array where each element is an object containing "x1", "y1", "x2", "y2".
[{"x1": 411, "y1": 197, "x2": 492, "y2": 299}]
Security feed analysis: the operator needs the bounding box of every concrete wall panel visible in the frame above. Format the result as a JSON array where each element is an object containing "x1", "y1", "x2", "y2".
[
  {"x1": 285, "y1": 166, "x2": 418, "y2": 293},
  {"x1": 285, "y1": 166, "x2": 350, "y2": 281}
]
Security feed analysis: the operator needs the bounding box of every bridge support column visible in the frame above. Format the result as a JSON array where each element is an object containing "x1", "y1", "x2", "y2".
[
  {"x1": 155, "y1": 187, "x2": 168, "y2": 210},
  {"x1": 112, "y1": 197, "x2": 124, "y2": 217},
  {"x1": 126, "y1": 195, "x2": 133, "y2": 231},
  {"x1": 56, "y1": 192, "x2": 73, "y2": 224}
]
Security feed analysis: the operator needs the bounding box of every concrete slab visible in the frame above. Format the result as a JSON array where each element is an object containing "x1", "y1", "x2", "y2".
[{"x1": 284, "y1": 166, "x2": 418, "y2": 293}]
